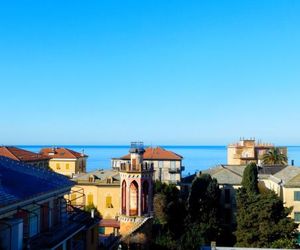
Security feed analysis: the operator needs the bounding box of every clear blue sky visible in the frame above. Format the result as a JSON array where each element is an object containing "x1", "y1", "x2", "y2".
[{"x1": 1, "y1": 0, "x2": 300, "y2": 145}]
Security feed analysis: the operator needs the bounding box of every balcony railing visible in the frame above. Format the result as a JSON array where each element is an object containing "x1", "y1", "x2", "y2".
[
  {"x1": 119, "y1": 162, "x2": 154, "y2": 172},
  {"x1": 27, "y1": 205, "x2": 98, "y2": 249},
  {"x1": 168, "y1": 168, "x2": 180, "y2": 173}
]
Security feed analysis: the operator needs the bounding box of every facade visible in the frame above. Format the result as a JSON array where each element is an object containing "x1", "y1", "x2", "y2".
[
  {"x1": 40, "y1": 147, "x2": 87, "y2": 177},
  {"x1": 227, "y1": 139, "x2": 287, "y2": 166},
  {"x1": 0, "y1": 156, "x2": 99, "y2": 250},
  {"x1": 72, "y1": 142, "x2": 154, "y2": 239},
  {"x1": 202, "y1": 165, "x2": 246, "y2": 228},
  {"x1": 112, "y1": 146, "x2": 184, "y2": 184},
  {"x1": 259, "y1": 165, "x2": 300, "y2": 233},
  {"x1": 0, "y1": 146, "x2": 50, "y2": 169},
  {"x1": 118, "y1": 142, "x2": 154, "y2": 235},
  {"x1": 71, "y1": 170, "x2": 121, "y2": 221}
]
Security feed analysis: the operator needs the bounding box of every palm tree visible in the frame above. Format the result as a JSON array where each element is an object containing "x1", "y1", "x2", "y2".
[{"x1": 262, "y1": 147, "x2": 287, "y2": 166}]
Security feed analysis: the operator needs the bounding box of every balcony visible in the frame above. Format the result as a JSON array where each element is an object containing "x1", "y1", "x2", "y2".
[
  {"x1": 168, "y1": 168, "x2": 180, "y2": 174},
  {"x1": 27, "y1": 206, "x2": 99, "y2": 250},
  {"x1": 119, "y1": 162, "x2": 154, "y2": 173}
]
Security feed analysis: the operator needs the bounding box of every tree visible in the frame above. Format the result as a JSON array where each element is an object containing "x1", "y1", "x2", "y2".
[
  {"x1": 241, "y1": 162, "x2": 259, "y2": 194},
  {"x1": 152, "y1": 181, "x2": 186, "y2": 249},
  {"x1": 153, "y1": 193, "x2": 167, "y2": 225},
  {"x1": 183, "y1": 174, "x2": 221, "y2": 249},
  {"x1": 262, "y1": 147, "x2": 288, "y2": 165},
  {"x1": 236, "y1": 163, "x2": 298, "y2": 248}
]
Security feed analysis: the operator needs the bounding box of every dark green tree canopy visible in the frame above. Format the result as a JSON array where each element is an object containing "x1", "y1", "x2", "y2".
[
  {"x1": 236, "y1": 163, "x2": 298, "y2": 248},
  {"x1": 241, "y1": 162, "x2": 259, "y2": 194}
]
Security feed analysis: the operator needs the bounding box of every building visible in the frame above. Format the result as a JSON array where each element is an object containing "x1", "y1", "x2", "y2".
[
  {"x1": 259, "y1": 165, "x2": 300, "y2": 234},
  {"x1": 72, "y1": 142, "x2": 154, "y2": 240},
  {"x1": 0, "y1": 156, "x2": 99, "y2": 250},
  {"x1": 227, "y1": 138, "x2": 287, "y2": 166},
  {"x1": 72, "y1": 170, "x2": 121, "y2": 222},
  {"x1": 40, "y1": 147, "x2": 87, "y2": 177},
  {"x1": 0, "y1": 146, "x2": 50, "y2": 169},
  {"x1": 112, "y1": 146, "x2": 184, "y2": 184},
  {"x1": 202, "y1": 165, "x2": 246, "y2": 228},
  {"x1": 118, "y1": 142, "x2": 154, "y2": 236}
]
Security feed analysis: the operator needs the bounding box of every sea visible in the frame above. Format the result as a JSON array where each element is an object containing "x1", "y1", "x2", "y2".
[{"x1": 20, "y1": 145, "x2": 300, "y2": 177}]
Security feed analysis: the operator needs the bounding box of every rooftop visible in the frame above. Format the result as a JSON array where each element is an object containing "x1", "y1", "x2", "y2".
[
  {"x1": 117, "y1": 146, "x2": 183, "y2": 161},
  {"x1": 72, "y1": 169, "x2": 120, "y2": 185},
  {"x1": 0, "y1": 156, "x2": 74, "y2": 209},
  {"x1": 0, "y1": 146, "x2": 50, "y2": 162},
  {"x1": 40, "y1": 147, "x2": 87, "y2": 159}
]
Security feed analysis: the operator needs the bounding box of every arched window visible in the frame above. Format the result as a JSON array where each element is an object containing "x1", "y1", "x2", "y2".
[
  {"x1": 142, "y1": 181, "x2": 149, "y2": 214},
  {"x1": 122, "y1": 180, "x2": 127, "y2": 214},
  {"x1": 129, "y1": 181, "x2": 139, "y2": 216}
]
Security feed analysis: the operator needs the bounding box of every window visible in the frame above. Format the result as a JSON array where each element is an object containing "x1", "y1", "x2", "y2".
[
  {"x1": 225, "y1": 189, "x2": 231, "y2": 204},
  {"x1": 106, "y1": 196, "x2": 113, "y2": 208},
  {"x1": 66, "y1": 163, "x2": 70, "y2": 170},
  {"x1": 170, "y1": 173, "x2": 176, "y2": 181},
  {"x1": 87, "y1": 194, "x2": 93, "y2": 205},
  {"x1": 158, "y1": 161, "x2": 163, "y2": 168},
  {"x1": 294, "y1": 191, "x2": 300, "y2": 201},
  {"x1": 295, "y1": 212, "x2": 300, "y2": 222},
  {"x1": 56, "y1": 163, "x2": 60, "y2": 170},
  {"x1": 170, "y1": 161, "x2": 176, "y2": 170}
]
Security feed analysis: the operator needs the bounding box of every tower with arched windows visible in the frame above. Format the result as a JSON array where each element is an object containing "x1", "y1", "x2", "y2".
[{"x1": 119, "y1": 142, "x2": 154, "y2": 225}]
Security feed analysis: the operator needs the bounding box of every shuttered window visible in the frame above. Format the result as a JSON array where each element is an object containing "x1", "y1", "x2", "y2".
[
  {"x1": 106, "y1": 196, "x2": 112, "y2": 208},
  {"x1": 87, "y1": 194, "x2": 93, "y2": 205}
]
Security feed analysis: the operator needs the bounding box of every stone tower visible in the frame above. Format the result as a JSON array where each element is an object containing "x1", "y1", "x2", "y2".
[{"x1": 119, "y1": 142, "x2": 154, "y2": 234}]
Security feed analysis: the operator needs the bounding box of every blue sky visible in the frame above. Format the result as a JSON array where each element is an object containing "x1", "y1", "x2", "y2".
[{"x1": 0, "y1": 1, "x2": 300, "y2": 145}]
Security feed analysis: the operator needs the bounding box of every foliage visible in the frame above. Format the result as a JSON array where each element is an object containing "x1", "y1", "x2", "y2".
[
  {"x1": 262, "y1": 147, "x2": 288, "y2": 165},
  {"x1": 241, "y1": 163, "x2": 259, "y2": 194},
  {"x1": 153, "y1": 193, "x2": 167, "y2": 225},
  {"x1": 84, "y1": 203, "x2": 102, "y2": 218},
  {"x1": 184, "y1": 174, "x2": 221, "y2": 248},
  {"x1": 179, "y1": 223, "x2": 206, "y2": 250},
  {"x1": 235, "y1": 163, "x2": 298, "y2": 248},
  {"x1": 152, "y1": 181, "x2": 186, "y2": 249}
]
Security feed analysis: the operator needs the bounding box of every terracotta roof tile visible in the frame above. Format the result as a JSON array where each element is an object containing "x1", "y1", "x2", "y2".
[
  {"x1": 0, "y1": 146, "x2": 50, "y2": 162},
  {"x1": 40, "y1": 147, "x2": 87, "y2": 159},
  {"x1": 119, "y1": 147, "x2": 182, "y2": 160}
]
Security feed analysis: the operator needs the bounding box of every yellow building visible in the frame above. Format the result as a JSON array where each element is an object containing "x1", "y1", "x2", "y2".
[
  {"x1": 227, "y1": 138, "x2": 287, "y2": 166},
  {"x1": 259, "y1": 165, "x2": 300, "y2": 233},
  {"x1": 72, "y1": 142, "x2": 154, "y2": 242},
  {"x1": 40, "y1": 147, "x2": 87, "y2": 177},
  {"x1": 71, "y1": 170, "x2": 121, "y2": 235}
]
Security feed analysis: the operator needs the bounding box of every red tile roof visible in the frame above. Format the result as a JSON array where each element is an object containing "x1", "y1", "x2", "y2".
[
  {"x1": 0, "y1": 146, "x2": 50, "y2": 162},
  {"x1": 40, "y1": 147, "x2": 87, "y2": 159},
  {"x1": 119, "y1": 147, "x2": 183, "y2": 160}
]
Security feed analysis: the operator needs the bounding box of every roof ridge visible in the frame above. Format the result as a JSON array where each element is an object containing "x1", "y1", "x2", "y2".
[
  {"x1": 221, "y1": 165, "x2": 243, "y2": 177},
  {"x1": 1, "y1": 146, "x2": 20, "y2": 161}
]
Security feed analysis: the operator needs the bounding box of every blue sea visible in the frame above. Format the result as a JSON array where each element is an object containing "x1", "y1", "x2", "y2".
[{"x1": 19, "y1": 145, "x2": 300, "y2": 176}]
